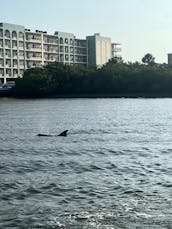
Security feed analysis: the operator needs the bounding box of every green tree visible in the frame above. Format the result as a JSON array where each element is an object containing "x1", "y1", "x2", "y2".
[{"x1": 142, "y1": 53, "x2": 155, "y2": 65}]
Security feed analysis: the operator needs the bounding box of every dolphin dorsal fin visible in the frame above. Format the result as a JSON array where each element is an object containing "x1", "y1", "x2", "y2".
[{"x1": 58, "y1": 130, "x2": 68, "y2": 137}]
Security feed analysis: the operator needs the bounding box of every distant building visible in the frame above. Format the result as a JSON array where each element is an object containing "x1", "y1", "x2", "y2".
[
  {"x1": 54, "y1": 31, "x2": 87, "y2": 65},
  {"x1": 86, "y1": 33, "x2": 112, "y2": 67},
  {"x1": 0, "y1": 22, "x2": 121, "y2": 83},
  {"x1": 168, "y1": 53, "x2": 172, "y2": 65}
]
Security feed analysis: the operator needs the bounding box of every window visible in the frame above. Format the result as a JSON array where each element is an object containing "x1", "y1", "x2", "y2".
[
  {"x1": 65, "y1": 46, "x2": 68, "y2": 53},
  {"x1": 19, "y1": 32, "x2": 23, "y2": 39},
  {"x1": 5, "y1": 30, "x2": 10, "y2": 38},
  {"x1": 65, "y1": 55, "x2": 69, "y2": 61},
  {"x1": 12, "y1": 31, "x2": 17, "y2": 39},
  {"x1": 60, "y1": 46, "x2": 64, "y2": 52},
  {"x1": 0, "y1": 29, "x2": 3, "y2": 37},
  {"x1": 60, "y1": 38, "x2": 63, "y2": 44},
  {"x1": 70, "y1": 39, "x2": 73, "y2": 45}
]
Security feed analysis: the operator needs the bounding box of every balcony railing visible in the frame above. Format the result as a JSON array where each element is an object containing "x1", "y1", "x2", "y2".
[
  {"x1": 27, "y1": 47, "x2": 42, "y2": 52},
  {"x1": 43, "y1": 40, "x2": 58, "y2": 45},
  {"x1": 19, "y1": 56, "x2": 24, "y2": 60},
  {"x1": 26, "y1": 38, "x2": 41, "y2": 43},
  {"x1": 27, "y1": 56, "x2": 42, "y2": 60}
]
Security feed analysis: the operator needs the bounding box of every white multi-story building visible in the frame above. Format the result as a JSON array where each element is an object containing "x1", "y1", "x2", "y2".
[{"x1": 0, "y1": 22, "x2": 121, "y2": 83}]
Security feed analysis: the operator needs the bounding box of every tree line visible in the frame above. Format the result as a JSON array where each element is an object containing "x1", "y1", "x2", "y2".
[{"x1": 13, "y1": 54, "x2": 172, "y2": 97}]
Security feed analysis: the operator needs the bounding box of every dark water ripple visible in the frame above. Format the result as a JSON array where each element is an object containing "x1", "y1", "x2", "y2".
[{"x1": 1, "y1": 98, "x2": 172, "y2": 228}]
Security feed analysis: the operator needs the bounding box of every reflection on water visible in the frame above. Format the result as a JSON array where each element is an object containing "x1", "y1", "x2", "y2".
[{"x1": 0, "y1": 98, "x2": 172, "y2": 228}]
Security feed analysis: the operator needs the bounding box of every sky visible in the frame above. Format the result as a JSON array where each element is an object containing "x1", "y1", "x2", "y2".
[{"x1": 1, "y1": 0, "x2": 172, "y2": 63}]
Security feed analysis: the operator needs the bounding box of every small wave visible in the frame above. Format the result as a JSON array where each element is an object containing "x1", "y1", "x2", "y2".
[
  {"x1": 58, "y1": 160, "x2": 104, "y2": 174},
  {"x1": 41, "y1": 182, "x2": 57, "y2": 190},
  {"x1": 71, "y1": 128, "x2": 114, "y2": 135},
  {"x1": 55, "y1": 211, "x2": 118, "y2": 228},
  {"x1": 105, "y1": 162, "x2": 118, "y2": 170},
  {"x1": 156, "y1": 182, "x2": 172, "y2": 188},
  {"x1": 25, "y1": 186, "x2": 42, "y2": 194},
  {"x1": 1, "y1": 181, "x2": 19, "y2": 191},
  {"x1": 122, "y1": 189, "x2": 144, "y2": 196},
  {"x1": 161, "y1": 149, "x2": 172, "y2": 154}
]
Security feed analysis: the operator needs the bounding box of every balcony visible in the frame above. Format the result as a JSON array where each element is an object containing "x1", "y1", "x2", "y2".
[
  {"x1": 44, "y1": 58, "x2": 56, "y2": 62},
  {"x1": 27, "y1": 63, "x2": 42, "y2": 68},
  {"x1": 43, "y1": 49, "x2": 57, "y2": 53},
  {"x1": 19, "y1": 65, "x2": 25, "y2": 69},
  {"x1": 27, "y1": 47, "x2": 42, "y2": 52},
  {"x1": 26, "y1": 38, "x2": 41, "y2": 43},
  {"x1": 27, "y1": 56, "x2": 42, "y2": 61},
  {"x1": 18, "y1": 37, "x2": 24, "y2": 41},
  {"x1": 6, "y1": 74, "x2": 12, "y2": 78},
  {"x1": 12, "y1": 46, "x2": 17, "y2": 50},
  {"x1": 5, "y1": 37, "x2": 10, "y2": 41},
  {"x1": 6, "y1": 65, "x2": 11, "y2": 68},
  {"x1": 43, "y1": 39, "x2": 58, "y2": 45}
]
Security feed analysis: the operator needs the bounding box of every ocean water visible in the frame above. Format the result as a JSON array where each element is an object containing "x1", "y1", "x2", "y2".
[{"x1": 0, "y1": 98, "x2": 172, "y2": 229}]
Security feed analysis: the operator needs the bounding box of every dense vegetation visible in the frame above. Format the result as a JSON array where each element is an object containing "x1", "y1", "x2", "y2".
[{"x1": 13, "y1": 54, "x2": 172, "y2": 97}]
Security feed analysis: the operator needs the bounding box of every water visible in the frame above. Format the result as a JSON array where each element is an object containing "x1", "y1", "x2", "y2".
[{"x1": 0, "y1": 98, "x2": 172, "y2": 228}]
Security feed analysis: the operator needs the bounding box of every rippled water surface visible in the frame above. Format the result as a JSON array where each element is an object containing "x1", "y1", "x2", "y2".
[{"x1": 1, "y1": 98, "x2": 172, "y2": 228}]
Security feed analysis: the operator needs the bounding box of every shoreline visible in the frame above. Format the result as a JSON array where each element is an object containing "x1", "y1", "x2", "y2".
[{"x1": 3, "y1": 92, "x2": 172, "y2": 99}]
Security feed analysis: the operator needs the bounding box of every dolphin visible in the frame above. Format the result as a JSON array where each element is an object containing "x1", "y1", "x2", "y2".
[
  {"x1": 58, "y1": 130, "x2": 68, "y2": 136},
  {"x1": 37, "y1": 130, "x2": 68, "y2": 137},
  {"x1": 37, "y1": 133, "x2": 52, "y2": 137}
]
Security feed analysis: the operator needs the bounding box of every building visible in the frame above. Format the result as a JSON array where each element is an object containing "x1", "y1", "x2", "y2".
[
  {"x1": 54, "y1": 31, "x2": 87, "y2": 65},
  {"x1": 168, "y1": 53, "x2": 172, "y2": 65},
  {"x1": 0, "y1": 22, "x2": 121, "y2": 83},
  {"x1": 87, "y1": 33, "x2": 112, "y2": 67}
]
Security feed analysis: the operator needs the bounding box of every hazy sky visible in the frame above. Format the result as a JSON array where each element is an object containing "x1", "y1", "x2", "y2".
[{"x1": 1, "y1": 0, "x2": 172, "y2": 63}]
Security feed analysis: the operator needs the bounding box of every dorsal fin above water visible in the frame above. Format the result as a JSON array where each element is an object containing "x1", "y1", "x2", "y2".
[{"x1": 58, "y1": 130, "x2": 68, "y2": 137}]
